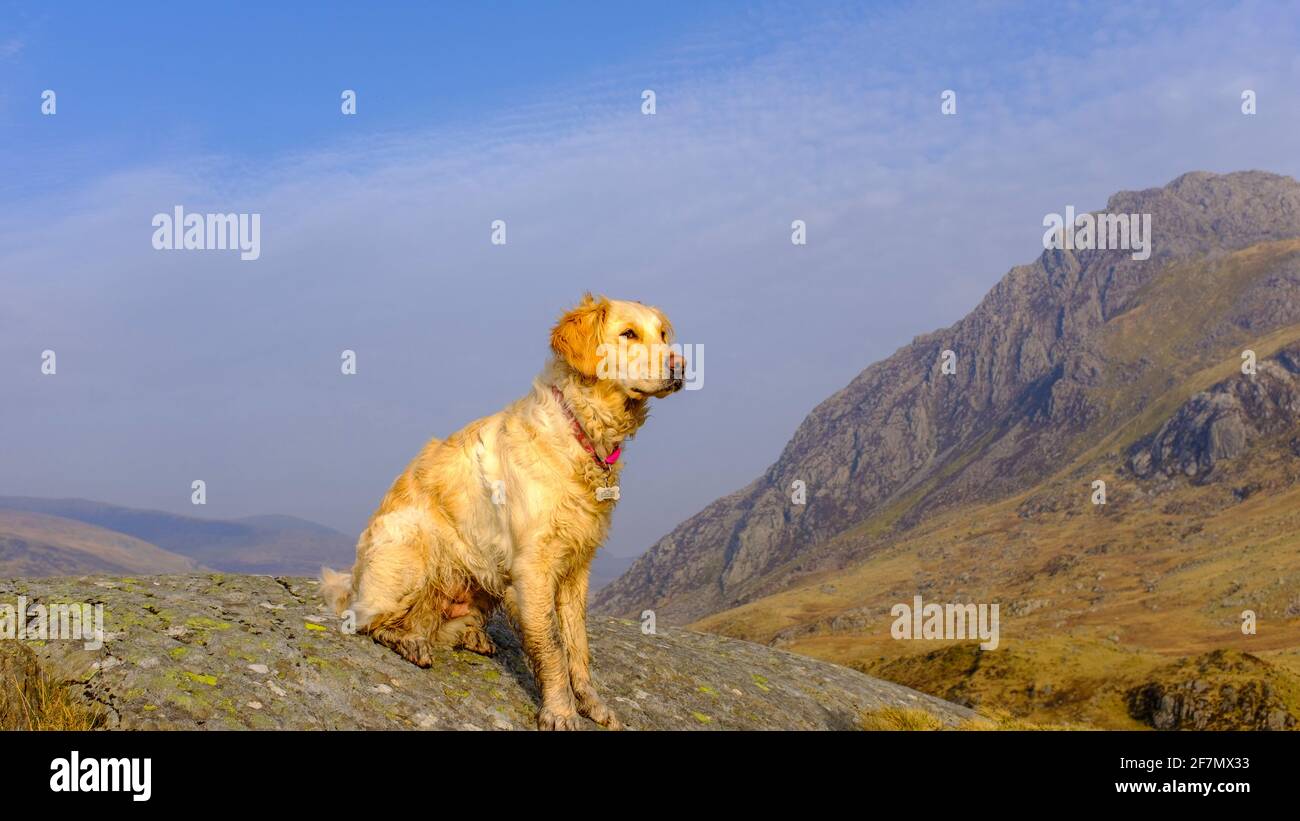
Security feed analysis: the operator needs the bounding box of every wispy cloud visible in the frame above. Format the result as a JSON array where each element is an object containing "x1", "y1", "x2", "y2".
[{"x1": 4, "y1": 2, "x2": 1300, "y2": 556}]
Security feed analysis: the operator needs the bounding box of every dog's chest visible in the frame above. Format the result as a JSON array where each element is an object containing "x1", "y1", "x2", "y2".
[{"x1": 578, "y1": 459, "x2": 623, "y2": 505}]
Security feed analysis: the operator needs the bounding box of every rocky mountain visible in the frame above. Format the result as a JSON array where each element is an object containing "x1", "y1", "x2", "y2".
[
  {"x1": 0, "y1": 574, "x2": 974, "y2": 730},
  {"x1": 594, "y1": 171, "x2": 1300, "y2": 625},
  {"x1": 1127, "y1": 344, "x2": 1300, "y2": 479},
  {"x1": 0, "y1": 510, "x2": 201, "y2": 576},
  {"x1": 0, "y1": 497, "x2": 355, "y2": 576}
]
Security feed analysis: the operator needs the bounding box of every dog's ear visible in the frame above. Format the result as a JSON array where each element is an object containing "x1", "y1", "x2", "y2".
[{"x1": 551, "y1": 293, "x2": 609, "y2": 377}]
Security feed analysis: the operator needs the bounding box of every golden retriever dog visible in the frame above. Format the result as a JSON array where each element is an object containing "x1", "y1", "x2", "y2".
[{"x1": 321, "y1": 294, "x2": 684, "y2": 730}]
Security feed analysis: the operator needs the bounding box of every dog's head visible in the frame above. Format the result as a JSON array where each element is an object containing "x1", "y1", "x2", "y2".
[{"x1": 551, "y1": 293, "x2": 685, "y2": 399}]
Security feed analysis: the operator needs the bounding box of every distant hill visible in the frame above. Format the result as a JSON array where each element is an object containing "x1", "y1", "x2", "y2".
[
  {"x1": 590, "y1": 553, "x2": 636, "y2": 592},
  {"x1": 0, "y1": 498, "x2": 355, "y2": 576},
  {"x1": 0, "y1": 497, "x2": 636, "y2": 589},
  {"x1": 0, "y1": 510, "x2": 200, "y2": 576}
]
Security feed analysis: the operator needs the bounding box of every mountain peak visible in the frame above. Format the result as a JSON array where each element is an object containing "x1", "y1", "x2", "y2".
[{"x1": 594, "y1": 170, "x2": 1300, "y2": 624}]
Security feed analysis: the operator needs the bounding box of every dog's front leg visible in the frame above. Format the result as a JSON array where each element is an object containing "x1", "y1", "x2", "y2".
[
  {"x1": 557, "y1": 569, "x2": 622, "y2": 730},
  {"x1": 513, "y1": 564, "x2": 580, "y2": 730}
]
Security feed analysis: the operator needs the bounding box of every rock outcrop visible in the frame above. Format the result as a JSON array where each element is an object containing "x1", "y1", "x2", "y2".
[
  {"x1": 1128, "y1": 343, "x2": 1300, "y2": 479},
  {"x1": 1126, "y1": 650, "x2": 1299, "y2": 731},
  {"x1": 0, "y1": 574, "x2": 974, "y2": 730}
]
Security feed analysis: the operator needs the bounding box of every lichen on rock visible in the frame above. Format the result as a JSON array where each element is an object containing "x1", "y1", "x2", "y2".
[{"x1": 1, "y1": 573, "x2": 974, "y2": 730}]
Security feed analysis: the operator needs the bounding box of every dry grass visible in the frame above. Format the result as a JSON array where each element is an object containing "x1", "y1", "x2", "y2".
[
  {"x1": 859, "y1": 706, "x2": 948, "y2": 731},
  {"x1": 859, "y1": 705, "x2": 1080, "y2": 731},
  {"x1": 696, "y1": 426, "x2": 1300, "y2": 729},
  {"x1": 0, "y1": 643, "x2": 105, "y2": 731},
  {"x1": 697, "y1": 397, "x2": 1300, "y2": 728}
]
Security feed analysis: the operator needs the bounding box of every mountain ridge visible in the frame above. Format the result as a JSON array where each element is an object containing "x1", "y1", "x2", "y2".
[
  {"x1": 593, "y1": 170, "x2": 1300, "y2": 624},
  {"x1": 0, "y1": 510, "x2": 201, "y2": 576},
  {"x1": 0, "y1": 497, "x2": 355, "y2": 576}
]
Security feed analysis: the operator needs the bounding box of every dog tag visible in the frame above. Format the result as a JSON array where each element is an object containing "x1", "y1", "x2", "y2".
[{"x1": 596, "y1": 485, "x2": 620, "y2": 502}]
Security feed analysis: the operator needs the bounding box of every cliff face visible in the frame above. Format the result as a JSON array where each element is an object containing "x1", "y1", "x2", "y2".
[
  {"x1": 1128, "y1": 344, "x2": 1300, "y2": 479},
  {"x1": 594, "y1": 171, "x2": 1300, "y2": 624},
  {"x1": 0, "y1": 573, "x2": 973, "y2": 730}
]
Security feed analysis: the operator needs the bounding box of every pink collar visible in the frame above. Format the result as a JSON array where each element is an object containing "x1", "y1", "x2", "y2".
[{"x1": 551, "y1": 386, "x2": 621, "y2": 469}]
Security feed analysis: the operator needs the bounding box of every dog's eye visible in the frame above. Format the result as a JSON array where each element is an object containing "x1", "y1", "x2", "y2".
[{"x1": 620, "y1": 329, "x2": 638, "y2": 340}]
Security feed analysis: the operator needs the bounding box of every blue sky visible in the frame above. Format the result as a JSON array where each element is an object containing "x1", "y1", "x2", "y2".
[
  {"x1": 3, "y1": 1, "x2": 1300, "y2": 558},
  {"x1": 1, "y1": 2, "x2": 750, "y2": 195}
]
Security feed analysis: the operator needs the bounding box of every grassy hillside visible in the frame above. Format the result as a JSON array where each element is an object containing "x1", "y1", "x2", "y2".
[{"x1": 694, "y1": 447, "x2": 1300, "y2": 727}]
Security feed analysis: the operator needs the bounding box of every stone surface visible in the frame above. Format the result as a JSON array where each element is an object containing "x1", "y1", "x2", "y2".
[{"x1": 1, "y1": 574, "x2": 975, "y2": 730}]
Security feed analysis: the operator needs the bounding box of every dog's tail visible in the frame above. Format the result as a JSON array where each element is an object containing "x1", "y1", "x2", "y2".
[{"x1": 319, "y1": 566, "x2": 354, "y2": 616}]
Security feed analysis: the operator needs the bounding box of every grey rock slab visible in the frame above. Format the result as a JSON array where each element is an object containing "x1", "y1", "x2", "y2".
[{"x1": 1, "y1": 573, "x2": 974, "y2": 730}]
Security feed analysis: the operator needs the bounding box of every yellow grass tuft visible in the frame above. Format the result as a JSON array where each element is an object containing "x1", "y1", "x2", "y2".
[
  {"x1": 0, "y1": 643, "x2": 106, "y2": 731},
  {"x1": 858, "y1": 706, "x2": 947, "y2": 731},
  {"x1": 859, "y1": 705, "x2": 1081, "y2": 731}
]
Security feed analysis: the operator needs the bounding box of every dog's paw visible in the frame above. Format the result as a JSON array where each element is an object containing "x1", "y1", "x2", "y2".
[
  {"x1": 385, "y1": 636, "x2": 435, "y2": 668},
  {"x1": 583, "y1": 703, "x2": 623, "y2": 731},
  {"x1": 454, "y1": 626, "x2": 497, "y2": 656},
  {"x1": 576, "y1": 690, "x2": 623, "y2": 730},
  {"x1": 537, "y1": 707, "x2": 582, "y2": 731}
]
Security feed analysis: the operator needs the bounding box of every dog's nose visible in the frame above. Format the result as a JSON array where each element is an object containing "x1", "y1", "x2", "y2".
[{"x1": 665, "y1": 351, "x2": 685, "y2": 377}]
